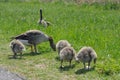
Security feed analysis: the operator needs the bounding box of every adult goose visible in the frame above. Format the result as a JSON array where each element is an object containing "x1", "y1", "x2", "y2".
[
  {"x1": 12, "y1": 30, "x2": 56, "y2": 53},
  {"x1": 38, "y1": 9, "x2": 51, "y2": 27}
]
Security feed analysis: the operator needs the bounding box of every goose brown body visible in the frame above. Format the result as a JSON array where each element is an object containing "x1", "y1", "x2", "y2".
[{"x1": 12, "y1": 30, "x2": 56, "y2": 53}]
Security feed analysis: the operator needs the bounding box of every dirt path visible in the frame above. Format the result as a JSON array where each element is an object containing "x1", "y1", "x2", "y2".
[{"x1": 0, "y1": 67, "x2": 26, "y2": 80}]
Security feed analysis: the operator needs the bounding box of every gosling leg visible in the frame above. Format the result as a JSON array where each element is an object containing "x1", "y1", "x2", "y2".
[
  {"x1": 20, "y1": 52, "x2": 22, "y2": 59},
  {"x1": 13, "y1": 52, "x2": 17, "y2": 59},
  {"x1": 69, "y1": 59, "x2": 72, "y2": 67},
  {"x1": 83, "y1": 62, "x2": 86, "y2": 69},
  {"x1": 60, "y1": 60, "x2": 63, "y2": 68},
  {"x1": 88, "y1": 61, "x2": 91, "y2": 70}
]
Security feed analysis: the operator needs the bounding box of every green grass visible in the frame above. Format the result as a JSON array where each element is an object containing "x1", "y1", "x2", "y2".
[{"x1": 0, "y1": 0, "x2": 120, "y2": 80}]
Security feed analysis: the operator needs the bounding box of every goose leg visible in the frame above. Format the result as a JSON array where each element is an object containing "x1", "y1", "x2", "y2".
[
  {"x1": 33, "y1": 44, "x2": 37, "y2": 53},
  {"x1": 30, "y1": 45, "x2": 34, "y2": 53}
]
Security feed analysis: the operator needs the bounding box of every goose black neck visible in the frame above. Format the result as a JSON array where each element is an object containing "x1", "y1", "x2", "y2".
[
  {"x1": 40, "y1": 9, "x2": 42, "y2": 21},
  {"x1": 48, "y1": 37, "x2": 56, "y2": 51}
]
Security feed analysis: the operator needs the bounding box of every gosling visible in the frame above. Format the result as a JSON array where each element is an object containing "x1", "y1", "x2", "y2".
[
  {"x1": 75, "y1": 46, "x2": 97, "y2": 70},
  {"x1": 59, "y1": 46, "x2": 76, "y2": 68},
  {"x1": 56, "y1": 40, "x2": 71, "y2": 54},
  {"x1": 9, "y1": 39, "x2": 25, "y2": 59}
]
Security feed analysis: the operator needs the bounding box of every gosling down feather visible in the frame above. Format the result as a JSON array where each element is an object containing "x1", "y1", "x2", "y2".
[
  {"x1": 9, "y1": 39, "x2": 25, "y2": 58},
  {"x1": 56, "y1": 40, "x2": 71, "y2": 54},
  {"x1": 75, "y1": 46, "x2": 97, "y2": 70},
  {"x1": 59, "y1": 46, "x2": 76, "y2": 68}
]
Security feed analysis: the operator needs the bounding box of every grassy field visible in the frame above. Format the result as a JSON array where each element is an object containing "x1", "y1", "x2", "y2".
[{"x1": 0, "y1": 0, "x2": 120, "y2": 80}]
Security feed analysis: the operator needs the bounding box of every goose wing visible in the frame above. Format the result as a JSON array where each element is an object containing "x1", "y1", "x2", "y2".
[
  {"x1": 26, "y1": 30, "x2": 42, "y2": 36},
  {"x1": 13, "y1": 33, "x2": 29, "y2": 40}
]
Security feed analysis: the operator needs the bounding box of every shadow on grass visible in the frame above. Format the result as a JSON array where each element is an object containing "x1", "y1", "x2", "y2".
[
  {"x1": 59, "y1": 64, "x2": 76, "y2": 72},
  {"x1": 8, "y1": 55, "x2": 25, "y2": 60},
  {"x1": 55, "y1": 56, "x2": 60, "y2": 61},
  {"x1": 22, "y1": 52, "x2": 40, "y2": 56},
  {"x1": 8, "y1": 50, "x2": 52, "y2": 59},
  {"x1": 23, "y1": 49, "x2": 52, "y2": 56},
  {"x1": 75, "y1": 66, "x2": 95, "y2": 75}
]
